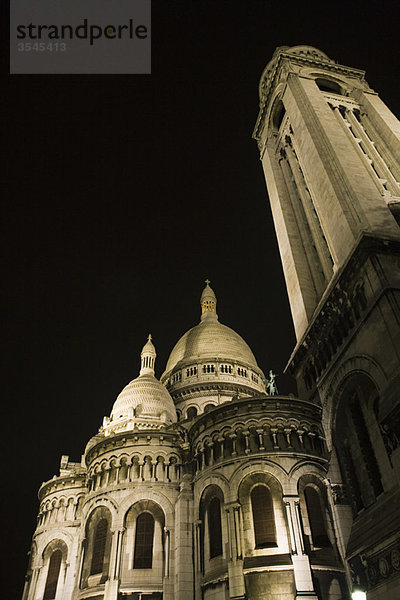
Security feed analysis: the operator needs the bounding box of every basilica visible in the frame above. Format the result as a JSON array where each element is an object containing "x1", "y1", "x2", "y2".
[{"x1": 22, "y1": 46, "x2": 400, "y2": 600}]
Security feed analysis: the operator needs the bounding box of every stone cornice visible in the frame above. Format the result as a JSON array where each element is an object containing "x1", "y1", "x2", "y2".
[
  {"x1": 38, "y1": 474, "x2": 87, "y2": 502},
  {"x1": 253, "y1": 51, "x2": 367, "y2": 144},
  {"x1": 85, "y1": 427, "x2": 182, "y2": 466}
]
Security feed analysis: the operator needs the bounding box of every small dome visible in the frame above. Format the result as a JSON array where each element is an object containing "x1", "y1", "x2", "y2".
[
  {"x1": 105, "y1": 337, "x2": 177, "y2": 434},
  {"x1": 111, "y1": 374, "x2": 177, "y2": 424}
]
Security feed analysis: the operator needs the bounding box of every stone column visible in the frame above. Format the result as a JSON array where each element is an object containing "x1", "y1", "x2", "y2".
[
  {"x1": 104, "y1": 528, "x2": 124, "y2": 600},
  {"x1": 225, "y1": 503, "x2": 245, "y2": 599},
  {"x1": 26, "y1": 566, "x2": 40, "y2": 600},
  {"x1": 230, "y1": 433, "x2": 237, "y2": 457},
  {"x1": 256, "y1": 428, "x2": 265, "y2": 451},
  {"x1": 283, "y1": 496, "x2": 317, "y2": 600},
  {"x1": 243, "y1": 430, "x2": 251, "y2": 455},
  {"x1": 174, "y1": 476, "x2": 193, "y2": 600},
  {"x1": 193, "y1": 520, "x2": 202, "y2": 600}
]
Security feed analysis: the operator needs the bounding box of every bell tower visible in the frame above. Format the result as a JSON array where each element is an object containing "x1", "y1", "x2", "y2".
[
  {"x1": 254, "y1": 46, "x2": 400, "y2": 600},
  {"x1": 254, "y1": 45, "x2": 400, "y2": 339}
]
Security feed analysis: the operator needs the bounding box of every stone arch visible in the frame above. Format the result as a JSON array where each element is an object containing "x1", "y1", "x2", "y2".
[
  {"x1": 266, "y1": 85, "x2": 287, "y2": 132},
  {"x1": 118, "y1": 489, "x2": 175, "y2": 530},
  {"x1": 198, "y1": 483, "x2": 226, "y2": 573},
  {"x1": 322, "y1": 354, "x2": 387, "y2": 445},
  {"x1": 229, "y1": 460, "x2": 290, "y2": 500},
  {"x1": 287, "y1": 461, "x2": 328, "y2": 493},
  {"x1": 298, "y1": 474, "x2": 333, "y2": 551},
  {"x1": 42, "y1": 538, "x2": 68, "y2": 562},
  {"x1": 194, "y1": 472, "x2": 230, "y2": 505},
  {"x1": 81, "y1": 505, "x2": 113, "y2": 589},
  {"x1": 35, "y1": 530, "x2": 74, "y2": 567},
  {"x1": 82, "y1": 495, "x2": 118, "y2": 523},
  {"x1": 237, "y1": 470, "x2": 287, "y2": 556},
  {"x1": 39, "y1": 538, "x2": 69, "y2": 600},
  {"x1": 332, "y1": 372, "x2": 388, "y2": 517},
  {"x1": 121, "y1": 499, "x2": 166, "y2": 582}
]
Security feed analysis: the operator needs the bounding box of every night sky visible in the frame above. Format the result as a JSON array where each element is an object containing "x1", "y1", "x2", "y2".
[{"x1": 3, "y1": 0, "x2": 400, "y2": 595}]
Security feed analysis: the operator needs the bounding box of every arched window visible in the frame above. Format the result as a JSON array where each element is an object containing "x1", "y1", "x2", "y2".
[
  {"x1": 208, "y1": 497, "x2": 222, "y2": 558},
  {"x1": 272, "y1": 99, "x2": 286, "y2": 131},
  {"x1": 315, "y1": 78, "x2": 343, "y2": 95},
  {"x1": 335, "y1": 375, "x2": 383, "y2": 515},
  {"x1": 251, "y1": 485, "x2": 277, "y2": 547},
  {"x1": 304, "y1": 487, "x2": 330, "y2": 547},
  {"x1": 90, "y1": 519, "x2": 108, "y2": 575},
  {"x1": 187, "y1": 406, "x2": 198, "y2": 420},
  {"x1": 43, "y1": 549, "x2": 62, "y2": 600},
  {"x1": 134, "y1": 512, "x2": 154, "y2": 569}
]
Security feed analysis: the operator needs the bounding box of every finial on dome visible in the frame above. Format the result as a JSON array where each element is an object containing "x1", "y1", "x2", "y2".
[
  {"x1": 200, "y1": 279, "x2": 217, "y2": 320},
  {"x1": 140, "y1": 334, "x2": 156, "y2": 375}
]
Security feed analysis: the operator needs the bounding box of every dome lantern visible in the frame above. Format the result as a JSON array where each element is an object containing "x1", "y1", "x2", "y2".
[
  {"x1": 140, "y1": 334, "x2": 156, "y2": 375},
  {"x1": 200, "y1": 279, "x2": 217, "y2": 320}
]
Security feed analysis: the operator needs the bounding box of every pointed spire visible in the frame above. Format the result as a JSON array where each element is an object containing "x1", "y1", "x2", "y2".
[
  {"x1": 200, "y1": 279, "x2": 218, "y2": 320},
  {"x1": 140, "y1": 334, "x2": 156, "y2": 375}
]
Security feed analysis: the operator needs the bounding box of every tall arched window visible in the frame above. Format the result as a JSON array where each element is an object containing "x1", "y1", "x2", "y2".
[
  {"x1": 134, "y1": 512, "x2": 154, "y2": 569},
  {"x1": 90, "y1": 518, "x2": 108, "y2": 575},
  {"x1": 335, "y1": 375, "x2": 383, "y2": 515},
  {"x1": 304, "y1": 487, "x2": 330, "y2": 547},
  {"x1": 208, "y1": 497, "x2": 222, "y2": 558},
  {"x1": 251, "y1": 485, "x2": 277, "y2": 547},
  {"x1": 43, "y1": 549, "x2": 62, "y2": 600}
]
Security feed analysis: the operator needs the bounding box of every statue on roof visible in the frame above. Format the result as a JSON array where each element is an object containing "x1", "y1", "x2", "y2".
[{"x1": 265, "y1": 370, "x2": 278, "y2": 395}]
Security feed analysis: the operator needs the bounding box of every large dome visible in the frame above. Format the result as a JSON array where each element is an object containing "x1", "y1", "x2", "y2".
[
  {"x1": 162, "y1": 281, "x2": 261, "y2": 376},
  {"x1": 164, "y1": 318, "x2": 258, "y2": 373}
]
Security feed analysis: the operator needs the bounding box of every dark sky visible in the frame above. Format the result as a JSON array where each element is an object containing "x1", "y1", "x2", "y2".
[{"x1": 3, "y1": 0, "x2": 400, "y2": 596}]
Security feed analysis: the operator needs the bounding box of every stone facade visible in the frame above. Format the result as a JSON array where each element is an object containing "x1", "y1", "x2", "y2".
[
  {"x1": 23, "y1": 46, "x2": 400, "y2": 600},
  {"x1": 253, "y1": 45, "x2": 400, "y2": 599},
  {"x1": 22, "y1": 281, "x2": 347, "y2": 600}
]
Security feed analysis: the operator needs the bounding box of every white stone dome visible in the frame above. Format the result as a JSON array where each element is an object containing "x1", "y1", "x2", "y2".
[
  {"x1": 163, "y1": 281, "x2": 260, "y2": 374},
  {"x1": 104, "y1": 336, "x2": 177, "y2": 435},
  {"x1": 111, "y1": 373, "x2": 177, "y2": 424},
  {"x1": 164, "y1": 318, "x2": 258, "y2": 373}
]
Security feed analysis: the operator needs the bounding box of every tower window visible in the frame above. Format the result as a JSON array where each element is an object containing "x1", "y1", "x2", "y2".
[
  {"x1": 43, "y1": 550, "x2": 62, "y2": 600},
  {"x1": 272, "y1": 100, "x2": 286, "y2": 131},
  {"x1": 90, "y1": 519, "x2": 108, "y2": 575},
  {"x1": 134, "y1": 512, "x2": 154, "y2": 569},
  {"x1": 315, "y1": 78, "x2": 343, "y2": 95},
  {"x1": 251, "y1": 485, "x2": 277, "y2": 548},
  {"x1": 208, "y1": 497, "x2": 223, "y2": 558}
]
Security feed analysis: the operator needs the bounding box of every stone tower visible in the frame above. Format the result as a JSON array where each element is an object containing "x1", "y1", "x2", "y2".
[{"x1": 253, "y1": 45, "x2": 400, "y2": 599}]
